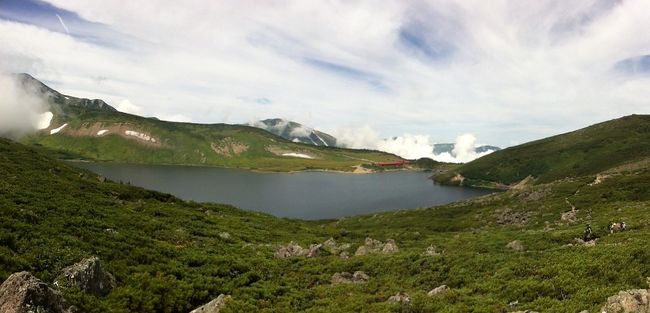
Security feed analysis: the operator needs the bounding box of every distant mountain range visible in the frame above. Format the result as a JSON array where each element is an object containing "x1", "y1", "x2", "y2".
[
  {"x1": 249, "y1": 119, "x2": 337, "y2": 147},
  {"x1": 15, "y1": 74, "x2": 400, "y2": 172}
]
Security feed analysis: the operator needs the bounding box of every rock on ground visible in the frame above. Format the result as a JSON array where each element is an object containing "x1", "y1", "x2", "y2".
[
  {"x1": 274, "y1": 242, "x2": 306, "y2": 258},
  {"x1": 331, "y1": 271, "x2": 369, "y2": 284},
  {"x1": 601, "y1": 289, "x2": 650, "y2": 313},
  {"x1": 506, "y1": 240, "x2": 524, "y2": 252},
  {"x1": 428, "y1": 285, "x2": 449, "y2": 296},
  {"x1": 388, "y1": 292, "x2": 411, "y2": 304},
  {"x1": 190, "y1": 294, "x2": 231, "y2": 313},
  {"x1": 0, "y1": 271, "x2": 75, "y2": 313},
  {"x1": 306, "y1": 244, "x2": 323, "y2": 258},
  {"x1": 382, "y1": 239, "x2": 399, "y2": 254},
  {"x1": 59, "y1": 256, "x2": 116, "y2": 296},
  {"x1": 355, "y1": 238, "x2": 399, "y2": 256}
]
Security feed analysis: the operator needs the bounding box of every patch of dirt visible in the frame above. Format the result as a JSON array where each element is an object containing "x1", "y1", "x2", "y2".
[{"x1": 211, "y1": 138, "x2": 249, "y2": 157}]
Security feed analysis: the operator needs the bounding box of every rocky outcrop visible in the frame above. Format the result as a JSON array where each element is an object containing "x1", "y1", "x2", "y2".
[
  {"x1": 274, "y1": 242, "x2": 306, "y2": 258},
  {"x1": 387, "y1": 292, "x2": 411, "y2": 304},
  {"x1": 322, "y1": 238, "x2": 351, "y2": 256},
  {"x1": 58, "y1": 256, "x2": 116, "y2": 296},
  {"x1": 306, "y1": 244, "x2": 323, "y2": 258},
  {"x1": 355, "y1": 238, "x2": 399, "y2": 256},
  {"x1": 506, "y1": 240, "x2": 524, "y2": 252},
  {"x1": 190, "y1": 294, "x2": 231, "y2": 313},
  {"x1": 601, "y1": 289, "x2": 650, "y2": 313},
  {"x1": 331, "y1": 271, "x2": 369, "y2": 285},
  {"x1": 382, "y1": 239, "x2": 399, "y2": 254},
  {"x1": 0, "y1": 271, "x2": 75, "y2": 313},
  {"x1": 427, "y1": 285, "x2": 449, "y2": 296}
]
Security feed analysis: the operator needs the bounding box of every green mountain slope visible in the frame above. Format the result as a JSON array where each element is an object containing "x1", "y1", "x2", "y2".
[
  {"x1": 435, "y1": 114, "x2": 650, "y2": 187},
  {"x1": 3, "y1": 124, "x2": 650, "y2": 312},
  {"x1": 17, "y1": 74, "x2": 399, "y2": 172}
]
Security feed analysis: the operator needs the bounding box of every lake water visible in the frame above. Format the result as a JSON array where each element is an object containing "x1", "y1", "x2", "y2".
[{"x1": 70, "y1": 162, "x2": 492, "y2": 220}]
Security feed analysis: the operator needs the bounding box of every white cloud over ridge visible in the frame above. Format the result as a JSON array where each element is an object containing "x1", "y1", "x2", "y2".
[{"x1": 1, "y1": 0, "x2": 649, "y2": 147}]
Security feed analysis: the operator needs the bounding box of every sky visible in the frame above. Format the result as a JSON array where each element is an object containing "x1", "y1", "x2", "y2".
[{"x1": 1, "y1": 0, "x2": 649, "y2": 149}]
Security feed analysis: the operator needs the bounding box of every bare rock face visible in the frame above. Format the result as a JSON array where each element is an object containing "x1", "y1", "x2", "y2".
[
  {"x1": 506, "y1": 240, "x2": 524, "y2": 252},
  {"x1": 0, "y1": 271, "x2": 75, "y2": 313},
  {"x1": 190, "y1": 294, "x2": 231, "y2": 313},
  {"x1": 59, "y1": 256, "x2": 116, "y2": 297},
  {"x1": 388, "y1": 292, "x2": 411, "y2": 304},
  {"x1": 427, "y1": 285, "x2": 450, "y2": 296},
  {"x1": 601, "y1": 289, "x2": 650, "y2": 313}
]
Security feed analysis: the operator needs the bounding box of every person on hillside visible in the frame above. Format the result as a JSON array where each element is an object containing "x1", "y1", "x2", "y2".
[{"x1": 583, "y1": 224, "x2": 597, "y2": 242}]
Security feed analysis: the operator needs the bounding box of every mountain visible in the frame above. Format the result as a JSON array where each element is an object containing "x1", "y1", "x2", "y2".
[
  {"x1": 17, "y1": 74, "x2": 401, "y2": 172},
  {"x1": 3, "y1": 120, "x2": 650, "y2": 311},
  {"x1": 432, "y1": 143, "x2": 500, "y2": 155},
  {"x1": 250, "y1": 118, "x2": 337, "y2": 147},
  {"x1": 16, "y1": 73, "x2": 117, "y2": 113},
  {"x1": 434, "y1": 115, "x2": 650, "y2": 187}
]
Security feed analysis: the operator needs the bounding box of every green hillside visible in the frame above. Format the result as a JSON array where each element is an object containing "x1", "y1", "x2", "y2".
[
  {"x1": 3, "y1": 125, "x2": 650, "y2": 312},
  {"x1": 435, "y1": 114, "x2": 650, "y2": 187},
  {"x1": 17, "y1": 74, "x2": 400, "y2": 172}
]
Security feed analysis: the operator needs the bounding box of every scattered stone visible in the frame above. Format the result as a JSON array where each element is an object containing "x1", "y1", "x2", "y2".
[
  {"x1": 331, "y1": 271, "x2": 369, "y2": 284},
  {"x1": 388, "y1": 292, "x2": 411, "y2": 304},
  {"x1": 494, "y1": 208, "x2": 532, "y2": 225},
  {"x1": 323, "y1": 238, "x2": 338, "y2": 252},
  {"x1": 561, "y1": 209, "x2": 578, "y2": 222},
  {"x1": 382, "y1": 239, "x2": 399, "y2": 254},
  {"x1": 509, "y1": 311, "x2": 539, "y2": 313},
  {"x1": 506, "y1": 240, "x2": 524, "y2": 252},
  {"x1": 427, "y1": 285, "x2": 449, "y2": 296},
  {"x1": 600, "y1": 289, "x2": 650, "y2": 313},
  {"x1": 190, "y1": 294, "x2": 232, "y2": 313},
  {"x1": 58, "y1": 256, "x2": 116, "y2": 297},
  {"x1": 423, "y1": 245, "x2": 441, "y2": 256},
  {"x1": 339, "y1": 251, "x2": 350, "y2": 259},
  {"x1": 274, "y1": 242, "x2": 306, "y2": 258},
  {"x1": 573, "y1": 238, "x2": 597, "y2": 247},
  {"x1": 364, "y1": 237, "x2": 384, "y2": 250},
  {"x1": 0, "y1": 271, "x2": 75, "y2": 313},
  {"x1": 97, "y1": 175, "x2": 106, "y2": 183},
  {"x1": 354, "y1": 245, "x2": 371, "y2": 256},
  {"x1": 218, "y1": 232, "x2": 231, "y2": 240},
  {"x1": 104, "y1": 228, "x2": 118, "y2": 235},
  {"x1": 306, "y1": 244, "x2": 323, "y2": 258}
]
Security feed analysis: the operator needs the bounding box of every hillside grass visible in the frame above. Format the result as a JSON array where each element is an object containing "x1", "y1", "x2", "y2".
[
  {"x1": 3, "y1": 137, "x2": 650, "y2": 312},
  {"x1": 435, "y1": 114, "x2": 650, "y2": 186},
  {"x1": 23, "y1": 107, "x2": 400, "y2": 172}
]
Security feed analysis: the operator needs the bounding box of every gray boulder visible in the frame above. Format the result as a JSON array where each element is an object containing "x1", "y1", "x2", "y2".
[
  {"x1": 59, "y1": 256, "x2": 116, "y2": 296},
  {"x1": 190, "y1": 294, "x2": 231, "y2": 313},
  {"x1": 601, "y1": 289, "x2": 650, "y2": 313},
  {"x1": 274, "y1": 242, "x2": 306, "y2": 258},
  {"x1": 427, "y1": 285, "x2": 449, "y2": 296},
  {"x1": 331, "y1": 271, "x2": 369, "y2": 284},
  {"x1": 388, "y1": 292, "x2": 411, "y2": 304},
  {"x1": 506, "y1": 240, "x2": 524, "y2": 252},
  {"x1": 0, "y1": 271, "x2": 75, "y2": 313},
  {"x1": 382, "y1": 239, "x2": 399, "y2": 254}
]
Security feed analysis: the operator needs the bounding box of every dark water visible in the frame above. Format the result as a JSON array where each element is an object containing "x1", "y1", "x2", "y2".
[{"x1": 70, "y1": 162, "x2": 492, "y2": 220}]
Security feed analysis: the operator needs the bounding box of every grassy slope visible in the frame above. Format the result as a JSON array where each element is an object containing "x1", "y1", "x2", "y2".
[
  {"x1": 3, "y1": 136, "x2": 650, "y2": 312},
  {"x1": 435, "y1": 114, "x2": 650, "y2": 186},
  {"x1": 24, "y1": 106, "x2": 400, "y2": 172}
]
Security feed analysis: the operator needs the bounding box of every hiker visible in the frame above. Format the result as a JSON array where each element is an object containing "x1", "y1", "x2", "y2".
[{"x1": 583, "y1": 224, "x2": 596, "y2": 242}]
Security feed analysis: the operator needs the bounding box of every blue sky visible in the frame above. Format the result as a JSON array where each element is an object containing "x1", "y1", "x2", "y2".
[{"x1": 1, "y1": 0, "x2": 649, "y2": 152}]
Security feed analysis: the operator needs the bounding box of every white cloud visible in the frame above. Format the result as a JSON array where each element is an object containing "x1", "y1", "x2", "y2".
[
  {"x1": 115, "y1": 99, "x2": 143, "y2": 115},
  {"x1": 0, "y1": 73, "x2": 50, "y2": 138},
  {"x1": 1, "y1": 1, "x2": 649, "y2": 146}
]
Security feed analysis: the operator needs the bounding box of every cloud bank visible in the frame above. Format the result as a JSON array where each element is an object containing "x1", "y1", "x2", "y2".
[
  {"x1": 335, "y1": 126, "x2": 494, "y2": 163},
  {"x1": 0, "y1": 73, "x2": 50, "y2": 138}
]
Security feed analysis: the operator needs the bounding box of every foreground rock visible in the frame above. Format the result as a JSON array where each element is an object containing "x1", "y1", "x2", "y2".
[
  {"x1": 601, "y1": 289, "x2": 650, "y2": 313},
  {"x1": 331, "y1": 271, "x2": 369, "y2": 284},
  {"x1": 427, "y1": 285, "x2": 449, "y2": 296},
  {"x1": 58, "y1": 256, "x2": 116, "y2": 296},
  {"x1": 190, "y1": 294, "x2": 231, "y2": 313},
  {"x1": 0, "y1": 271, "x2": 75, "y2": 313},
  {"x1": 387, "y1": 292, "x2": 411, "y2": 304}
]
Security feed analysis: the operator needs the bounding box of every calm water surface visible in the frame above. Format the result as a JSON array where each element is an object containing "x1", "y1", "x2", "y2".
[{"x1": 71, "y1": 162, "x2": 492, "y2": 219}]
